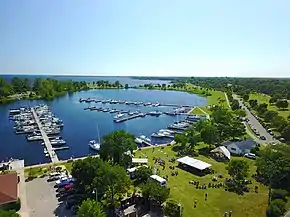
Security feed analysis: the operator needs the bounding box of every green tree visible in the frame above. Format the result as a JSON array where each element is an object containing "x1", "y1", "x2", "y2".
[
  {"x1": 272, "y1": 116, "x2": 287, "y2": 131},
  {"x1": 249, "y1": 99, "x2": 258, "y2": 109},
  {"x1": 256, "y1": 145, "x2": 290, "y2": 203},
  {"x1": 100, "y1": 130, "x2": 137, "y2": 167},
  {"x1": 231, "y1": 99, "x2": 240, "y2": 110},
  {"x1": 227, "y1": 159, "x2": 249, "y2": 181},
  {"x1": 134, "y1": 166, "x2": 152, "y2": 184},
  {"x1": 276, "y1": 100, "x2": 289, "y2": 110},
  {"x1": 163, "y1": 199, "x2": 183, "y2": 217},
  {"x1": 241, "y1": 93, "x2": 249, "y2": 101},
  {"x1": 102, "y1": 164, "x2": 131, "y2": 210},
  {"x1": 199, "y1": 120, "x2": 219, "y2": 144},
  {"x1": 174, "y1": 133, "x2": 189, "y2": 148},
  {"x1": 264, "y1": 111, "x2": 279, "y2": 122},
  {"x1": 257, "y1": 103, "x2": 268, "y2": 115},
  {"x1": 125, "y1": 84, "x2": 129, "y2": 89},
  {"x1": 141, "y1": 180, "x2": 170, "y2": 207},
  {"x1": 0, "y1": 210, "x2": 19, "y2": 217},
  {"x1": 77, "y1": 199, "x2": 106, "y2": 217},
  {"x1": 281, "y1": 124, "x2": 290, "y2": 142}
]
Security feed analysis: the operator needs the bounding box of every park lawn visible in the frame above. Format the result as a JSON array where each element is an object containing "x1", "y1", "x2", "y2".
[
  {"x1": 190, "y1": 107, "x2": 208, "y2": 115},
  {"x1": 249, "y1": 93, "x2": 290, "y2": 119},
  {"x1": 207, "y1": 90, "x2": 228, "y2": 107},
  {"x1": 135, "y1": 145, "x2": 268, "y2": 217}
]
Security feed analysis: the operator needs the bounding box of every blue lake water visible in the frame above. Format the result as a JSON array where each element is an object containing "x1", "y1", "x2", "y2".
[{"x1": 0, "y1": 79, "x2": 207, "y2": 166}]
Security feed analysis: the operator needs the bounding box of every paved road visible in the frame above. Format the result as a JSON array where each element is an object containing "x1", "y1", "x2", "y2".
[
  {"x1": 17, "y1": 169, "x2": 30, "y2": 217},
  {"x1": 233, "y1": 94, "x2": 276, "y2": 144},
  {"x1": 285, "y1": 210, "x2": 290, "y2": 217}
]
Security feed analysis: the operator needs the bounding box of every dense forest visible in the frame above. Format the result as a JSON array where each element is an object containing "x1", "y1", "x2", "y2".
[
  {"x1": 0, "y1": 77, "x2": 123, "y2": 102},
  {"x1": 175, "y1": 77, "x2": 290, "y2": 99}
]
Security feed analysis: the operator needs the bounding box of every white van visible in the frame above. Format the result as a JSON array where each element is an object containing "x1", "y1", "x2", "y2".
[{"x1": 150, "y1": 175, "x2": 166, "y2": 187}]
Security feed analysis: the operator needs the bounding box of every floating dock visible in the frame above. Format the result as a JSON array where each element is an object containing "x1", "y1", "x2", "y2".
[
  {"x1": 114, "y1": 113, "x2": 146, "y2": 123},
  {"x1": 80, "y1": 98, "x2": 194, "y2": 107},
  {"x1": 53, "y1": 146, "x2": 69, "y2": 151},
  {"x1": 31, "y1": 108, "x2": 59, "y2": 163}
]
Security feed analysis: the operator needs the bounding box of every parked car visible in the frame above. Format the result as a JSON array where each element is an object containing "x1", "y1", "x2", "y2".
[
  {"x1": 260, "y1": 136, "x2": 266, "y2": 140},
  {"x1": 244, "y1": 153, "x2": 256, "y2": 159},
  {"x1": 55, "y1": 180, "x2": 74, "y2": 188}
]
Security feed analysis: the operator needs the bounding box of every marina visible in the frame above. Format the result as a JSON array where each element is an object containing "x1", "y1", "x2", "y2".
[
  {"x1": 1, "y1": 87, "x2": 207, "y2": 166},
  {"x1": 79, "y1": 97, "x2": 194, "y2": 108}
]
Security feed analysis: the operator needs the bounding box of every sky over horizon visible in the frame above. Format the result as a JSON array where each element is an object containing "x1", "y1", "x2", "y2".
[{"x1": 1, "y1": 0, "x2": 290, "y2": 77}]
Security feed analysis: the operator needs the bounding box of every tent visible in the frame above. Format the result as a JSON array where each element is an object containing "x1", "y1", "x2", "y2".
[
  {"x1": 211, "y1": 146, "x2": 231, "y2": 160},
  {"x1": 132, "y1": 158, "x2": 148, "y2": 165},
  {"x1": 177, "y1": 156, "x2": 212, "y2": 171}
]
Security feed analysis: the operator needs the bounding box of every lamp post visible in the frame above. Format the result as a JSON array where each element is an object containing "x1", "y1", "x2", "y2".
[{"x1": 93, "y1": 189, "x2": 98, "y2": 202}]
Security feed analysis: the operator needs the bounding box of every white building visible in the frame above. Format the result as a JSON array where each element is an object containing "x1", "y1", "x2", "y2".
[{"x1": 223, "y1": 139, "x2": 256, "y2": 155}]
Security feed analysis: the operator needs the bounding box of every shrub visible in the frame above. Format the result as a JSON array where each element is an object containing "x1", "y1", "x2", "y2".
[
  {"x1": 267, "y1": 203, "x2": 283, "y2": 217},
  {"x1": 0, "y1": 198, "x2": 21, "y2": 212},
  {"x1": 267, "y1": 199, "x2": 286, "y2": 217},
  {"x1": 271, "y1": 199, "x2": 286, "y2": 213},
  {"x1": 271, "y1": 189, "x2": 288, "y2": 202}
]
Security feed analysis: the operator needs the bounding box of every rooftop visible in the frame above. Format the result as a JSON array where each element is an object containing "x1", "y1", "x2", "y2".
[
  {"x1": 0, "y1": 172, "x2": 18, "y2": 205},
  {"x1": 177, "y1": 156, "x2": 212, "y2": 171}
]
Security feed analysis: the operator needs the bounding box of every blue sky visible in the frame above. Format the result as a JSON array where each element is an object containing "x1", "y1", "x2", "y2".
[{"x1": 1, "y1": 0, "x2": 290, "y2": 77}]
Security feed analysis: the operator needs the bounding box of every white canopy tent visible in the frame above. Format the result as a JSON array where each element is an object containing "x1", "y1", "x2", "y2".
[
  {"x1": 211, "y1": 146, "x2": 231, "y2": 160},
  {"x1": 132, "y1": 158, "x2": 148, "y2": 164},
  {"x1": 177, "y1": 156, "x2": 212, "y2": 171}
]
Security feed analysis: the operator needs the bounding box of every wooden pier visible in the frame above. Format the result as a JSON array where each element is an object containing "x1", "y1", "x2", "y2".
[{"x1": 31, "y1": 108, "x2": 59, "y2": 163}]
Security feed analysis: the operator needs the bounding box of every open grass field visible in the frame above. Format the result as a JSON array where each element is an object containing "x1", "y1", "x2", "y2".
[
  {"x1": 249, "y1": 93, "x2": 290, "y2": 119},
  {"x1": 190, "y1": 107, "x2": 209, "y2": 115},
  {"x1": 135, "y1": 145, "x2": 268, "y2": 217}
]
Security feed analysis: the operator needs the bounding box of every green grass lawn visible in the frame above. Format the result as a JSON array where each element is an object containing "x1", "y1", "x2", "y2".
[
  {"x1": 190, "y1": 107, "x2": 208, "y2": 115},
  {"x1": 207, "y1": 90, "x2": 227, "y2": 107},
  {"x1": 249, "y1": 93, "x2": 290, "y2": 119},
  {"x1": 135, "y1": 146, "x2": 268, "y2": 217}
]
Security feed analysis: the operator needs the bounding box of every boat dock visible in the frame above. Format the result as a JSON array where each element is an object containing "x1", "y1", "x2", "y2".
[
  {"x1": 142, "y1": 140, "x2": 154, "y2": 147},
  {"x1": 114, "y1": 113, "x2": 145, "y2": 123},
  {"x1": 31, "y1": 108, "x2": 59, "y2": 163},
  {"x1": 52, "y1": 146, "x2": 69, "y2": 151},
  {"x1": 80, "y1": 98, "x2": 194, "y2": 108}
]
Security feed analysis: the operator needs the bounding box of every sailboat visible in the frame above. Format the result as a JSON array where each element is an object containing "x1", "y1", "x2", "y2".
[{"x1": 88, "y1": 124, "x2": 101, "y2": 151}]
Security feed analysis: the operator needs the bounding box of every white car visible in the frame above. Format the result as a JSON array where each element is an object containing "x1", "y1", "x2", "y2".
[
  {"x1": 244, "y1": 153, "x2": 256, "y2": 159},
  {"x1": 55, "y1": 175, "x2": 72, "y2": 185}
]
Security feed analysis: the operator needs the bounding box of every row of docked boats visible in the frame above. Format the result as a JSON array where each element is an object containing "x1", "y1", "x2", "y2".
[
  {"x1": 135, "y1": 113, "x2": 210, "y2": 144},
  {"x1": 80, "y1": 98, "x2": 161, "y2": 107},
  {"x1": 9, "y1": 105, "x2": 68, "y2": 151}
]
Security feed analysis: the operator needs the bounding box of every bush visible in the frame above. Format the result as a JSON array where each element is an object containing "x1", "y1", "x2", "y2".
[
  {"x1": 0, "y1": 198, "x2": 21, "y2": 211},
  {"x1": 271, "y1": 189, "x2": 288, "y2": 202},
  {"x1": 267, "y1": 203, "x2": 283, "y2": 217},
  {"x1": 267, "y1": 199, "x2": 286, "y2": 217},
  {"x1": 0, "y1": 210, "x2": 19, "y2": 217}
]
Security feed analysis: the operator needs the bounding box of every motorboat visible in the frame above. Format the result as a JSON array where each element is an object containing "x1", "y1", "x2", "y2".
[
  {"x1": 134, "y1": 137, "x2": 143, "y2": 144},
  {"x1": 148, "y1": 111, "x2": 162, "y2": 116},
  {"x1": 42, "y1": 139, "x2": 66, "y2": 146},
  {"x1": 140, "y1": 135, "x2": 151, "y2": 143},
  {"x1": 27, "y1": 135, "x2": 43, "y2": 141},
  {"x1": 88, "y1": 140, "x2": 100, "y2": 151},
  {"x1": 102, "y1": 108, "x2": 110, "y2": 112},
  {"x1": 114, "y1": 113, "x2": 125, "y2": 119},
  {"x1": 151, "y1": 132, "x2": 166, "y2": 138}
]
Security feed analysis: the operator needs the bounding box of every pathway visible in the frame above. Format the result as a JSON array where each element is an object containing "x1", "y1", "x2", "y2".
[
  {"x1": 17, "y1": 168, "x2": 30, "y2": 217},
  {"x1": 284, "y1": 210, "x2": 290, "y2": 217},
  {"x1": 224, "y1": 92, "x2": 231, "y2": 109},
  {"x1": 197, "y1": 107, "x2": 208, "y2": 115},
  {"x1": 31, "y1": 108, "x2": 59, "y2": 163}
]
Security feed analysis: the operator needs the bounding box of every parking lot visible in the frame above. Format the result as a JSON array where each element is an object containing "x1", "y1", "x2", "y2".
[{"x1": 26, "y1": 177, "x2": 75, "y2": 217}]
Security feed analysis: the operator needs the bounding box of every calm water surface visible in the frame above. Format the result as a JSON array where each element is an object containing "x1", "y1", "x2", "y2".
[{"x1": 0, "y1": 88, "x2": 206, "y2": 166}]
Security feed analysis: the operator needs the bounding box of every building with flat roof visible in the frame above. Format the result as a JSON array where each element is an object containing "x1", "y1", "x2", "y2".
[{"x1": 177, "y1": 156, "x2": 212, "y2": 175}]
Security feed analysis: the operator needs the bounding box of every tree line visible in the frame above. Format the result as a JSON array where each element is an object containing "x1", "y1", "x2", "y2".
[
  {"x1": 175, "y1": 77, "x2": 290, "y2": 100},
  {"x1": 0, "y1": 77, "x2": 128, "y2": 102}
]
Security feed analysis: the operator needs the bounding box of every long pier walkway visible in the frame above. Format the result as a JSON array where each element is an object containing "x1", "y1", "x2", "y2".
[{"x1": 31, "y1": 108, "x2": 59, "y2": 163}]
